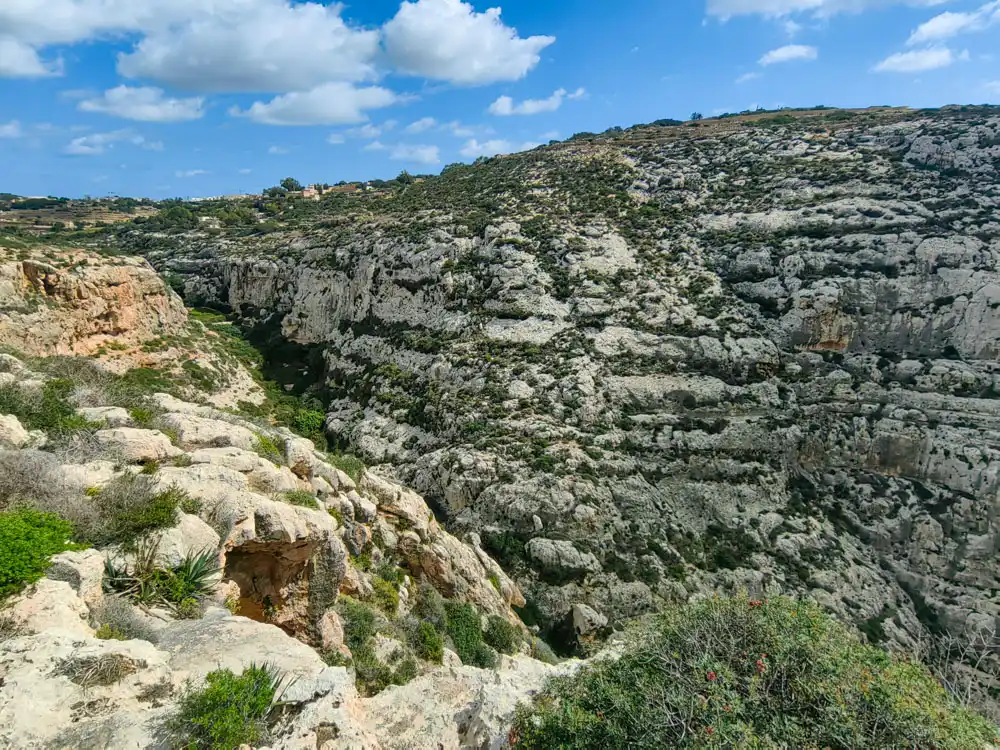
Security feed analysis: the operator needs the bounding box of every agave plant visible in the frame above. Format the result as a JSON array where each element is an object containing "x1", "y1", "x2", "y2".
[{"x1": 101, "y1": 544, "x2": 221, "y2": 616}]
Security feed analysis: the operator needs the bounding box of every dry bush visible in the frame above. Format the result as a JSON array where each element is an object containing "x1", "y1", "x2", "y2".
[
  {"x1": 90, "y1": 596, "x2": 159, "y2": 644},
  {"x1": 0, "y1": 450, "x2": 66, "y2": 510},
  {"x1": 917, "y1": 628, "x2": 1000, "y2": 724},
  {"x1": 0, "y1": 450, "x2": 100, "y2": 532},
  {"x1": 56, "y1": 652, "x2": 140, "y2": 688}
]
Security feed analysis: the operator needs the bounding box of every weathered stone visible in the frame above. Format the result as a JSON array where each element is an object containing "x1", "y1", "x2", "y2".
[
  {"x1": 0, "y1": 414, "x2": 30, "y2": 448},
  {"x1": 77, "y1": 406, "x2": 131, "y2": 427},
  {"x1": 46, "y1": 549, "x2": 106, "y2": 607},
  {"x1": 7, "y1": 579, "x2": 93, "y2": 636},
  {"x1": 157, "y1": 413, "x2": 258, "y2": 452},
  {"x1": 94, "y1": 427, "x2": 182, "y2": 462}
]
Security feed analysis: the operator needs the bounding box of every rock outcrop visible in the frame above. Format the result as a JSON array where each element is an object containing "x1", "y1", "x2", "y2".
[
  {"x1": 128, "y1": 106, "x2": 1000, "y2": 668},
  {"x1": 0, "y1": 247, "x2": 186, "y2": 357}
]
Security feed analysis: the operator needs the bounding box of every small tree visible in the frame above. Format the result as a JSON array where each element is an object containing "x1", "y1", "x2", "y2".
[
  {"x1": 690, "y1": 112, "x2": 704, "y2": 121},
  {"x1": 280, "y1": 177, "x2": 303, "y2": 192}
]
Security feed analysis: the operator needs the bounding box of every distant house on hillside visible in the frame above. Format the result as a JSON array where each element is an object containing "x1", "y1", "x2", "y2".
[{"x1": 301, "y1": 185, "x2": 321, "y2": 200}]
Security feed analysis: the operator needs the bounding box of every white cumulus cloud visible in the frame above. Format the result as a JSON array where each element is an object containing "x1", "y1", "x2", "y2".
[
  {"x1": 391, "y1": 143, "x2": 440, "y2": 164},
  {"x1": 117, "y1": 1, "x2": 380, "y2": 93},
  {"x1": 327, "y1": 133, "x2": 346, "y2": 144},
  {"x1": 907, "y1": 1, "x2": 1000, "y2": 44},
  {"x1": 78, "y1": 85, "x2": 205, "y2": 122},
  {"x1": 363, "y1": 140, "x2": 387, "y2": 151},
  {"x1": 405, "y1": 116, "x2": 437, "y2": 133},
  {"x1": 874, "y1": 46, "x2": 959, "y2": 71},
  {"x1": 383, "y1": 0, "x2": 555, "y2": 85},
  {"x1": 0, "y1": 120, "x2": 22, "y2": 138},
  {"x1": 488, "y1": 87, "x2": 585, "y2": 116},
  {"x1": 0, "y1": 37, "x2": 62, "y2": 77},
  {"x1": 759, "y1": 44, "x2": 817, "y2": 65},
  {"x1": 231, "y1": 83, "x2": 398, "y2": 126}
]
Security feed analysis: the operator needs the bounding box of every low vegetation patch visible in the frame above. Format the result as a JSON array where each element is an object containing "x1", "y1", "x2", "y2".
[
  {"x1": 327, "y1": 452, "x2": 366, "y2": 483},
  {"x1": 253, "y1": 433, "x2": 284, "y2": 465},
  {"x1": 509, "y1": 595, "x2": 1000, "y2": 749},
  {"x1": 90, "y1": 596, "x2": 158, "y2": 643},
  {"x1": 483, "y1": 615, "x2": 521, "y2": 655},
  {"x1": 57, "y1": 653, "x2": 139, "y2": 689},
  {"x1": 104, "y1": 544, "x2": 219, "y2": 618},
  {"x1": 171, "y1": 663, "x2": 284, "y2": 750},
  {"x1": 445, "y1": 601, "x2": 496, "y2": 669},
  {"x1": 0, "y1": 509, "x2": 82, "y2": 600},
  {"x1": 86, "y1": 476, "x2": 186, "y2": 548},
  {"x1": 280, "y1": 489, "x2": 317, "y2": 508}
]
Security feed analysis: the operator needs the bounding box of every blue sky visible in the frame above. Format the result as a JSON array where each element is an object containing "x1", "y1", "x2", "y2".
[{"x1": 0, "y1": 0, "x2": 997, "y2": 199}]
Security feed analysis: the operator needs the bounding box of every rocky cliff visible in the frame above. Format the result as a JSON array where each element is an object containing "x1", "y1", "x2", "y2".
[
  {"x1": 0, "y1": 253, "x2": 567, "y2": 747},
  {"x1": 123, "y1": 106, "x2": 1000, "y2": 674}
]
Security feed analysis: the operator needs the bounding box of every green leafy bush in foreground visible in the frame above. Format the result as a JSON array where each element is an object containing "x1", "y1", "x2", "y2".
[
  {"x1": 171, "y1": 663, "x2": 283, "y2": 749},
  {"x1": 509, "y1": 595, "x2": 999, "y2": 749},
  {"x1": 0, "y1": 509, "x2": 81, "y2": 600}
]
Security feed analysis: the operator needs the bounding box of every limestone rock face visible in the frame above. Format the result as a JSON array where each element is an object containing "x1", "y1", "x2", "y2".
[
  {"x1": 0, "y1": 248, "x2": 186, "y2": 357},
  {"x1": 132, "y1": 106, "x2": 1000, "y2": 676}
]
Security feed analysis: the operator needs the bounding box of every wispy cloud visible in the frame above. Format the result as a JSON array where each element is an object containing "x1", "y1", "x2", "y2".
[
  {"x1": 0, "y1": 121, "x2": 22, "y2": 138},
  {"x1": 391, "y1": 143, "x2": 440, "y2": 164},
  {"x1": 907, "y1": 1, "x2": 1000, "y2": 45},
  {"x1": 759, "y1": 45, "x2": 817, "y2": 65},
  {"x1": 874, "y1": 46, "x2": 963, "y2": 72},
  {"x1": 405, "y1": 117, "x2": 437, "y2": 133},
  {"x1": 268, "y1": 145, "x2": 288, "y2": 155},
  {"x1": 488, "y1": 87, "x2": 586, "y2": 116},
  {"x1": 175, "y1": 169, "x2": 209, "y2": 178},
  {"x1": 64, "y1": 129, "x2": 155, "y2": 156},
  {"x1": 736, "y1": 71, "x2": 762, "y2": 83}
]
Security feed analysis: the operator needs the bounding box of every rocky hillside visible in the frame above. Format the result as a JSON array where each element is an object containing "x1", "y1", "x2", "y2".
[
  {"x1": 0, "y1": 253, "x2": 581, "y2": 748},
  {"x1": 113, "y1": 106, "x2": 998, "y2": 691}
]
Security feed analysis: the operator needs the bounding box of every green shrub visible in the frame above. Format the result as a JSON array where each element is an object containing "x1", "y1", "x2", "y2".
[
  {"x1": 253, "y1": 433, "x2": 283, "y2": 464},
  {"x1": 281, "y1": 490, "x2": 317, "y2": 508},
  {"x1": 445, "y1": 601, "x2": 496, "y2": 669},
  {"x1": 172, "y1": 664, "x2": 283, "y2": 750},
  {"x1": 338, "y1": 597, "x2": 379, "y2": 651},
  {"x1": 139, "y1": 460, "x2": 160, "y2": 475},
  {"x1": 483, "y1": 615, "x2": 521, "y2": 655},
  {"x1": 509, "y1": 595, "x2": 1000, "y2": 749},
  {"x1": 413, "y1": 621, "x2": 444, "y2": 664},
  {"x1": 327, "y1": 452, "x2": 366, "y2": 483},
  {"x1": 351, "y1": 641, "x2": 418, "y2": 696},
  {"x1": 411, "y1": 582, "x2": 447, "y2": 631},
  {"x1": 128, "y1": 407, "x2": 157, "y2": 428},
  {"x1": 0, "y1": 379, "x2": 92, "y2": 435},
  {"x1": 95, "y1": 623, "x2": 127, "y2": 640},
  {"x1": 371, "y1": 577, "x2": 399, "y2": 616},
  {"x1": 87, "y1": 476, "x2": 182, "y2": 548},
  {"x1": 0, "y1": 509, "x2": 81, "y2": 600}
]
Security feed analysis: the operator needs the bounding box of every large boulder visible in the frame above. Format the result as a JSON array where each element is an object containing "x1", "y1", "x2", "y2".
[
  {"x1": 157, "y1": 413, "x2": 258, "y2": 452},
  {"x1": 6, "y1": 579, "x2": 93, "y2": 637},
  {"x1": 46, "y1": 549, "x2": 107, "y2": 606},
  {"x1": 157, "y1": 612, "x2": 342, "y2": 702},
  {"x1": 94, "y1": 428, "x2": 182, "y2": 462},
  {"x1": 0, "y1": 414, "x2": 30, "y2": 449}
]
